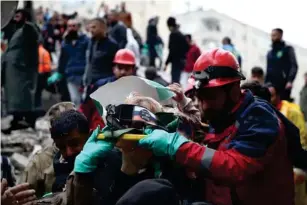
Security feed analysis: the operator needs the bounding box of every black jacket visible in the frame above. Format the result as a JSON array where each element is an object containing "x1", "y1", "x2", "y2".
[
  {"x1": 84, "y1": 36, "x2": 119, "y2": 85},
  {"x1": 266, "y1": 41, "x2": 298, "y2": 88},
  {"x1": 166, "y1": 28, "x2": 189, "y2": 65},
  {"x1": 108, "y1": 21, "x2": 127, "y2": 49}
]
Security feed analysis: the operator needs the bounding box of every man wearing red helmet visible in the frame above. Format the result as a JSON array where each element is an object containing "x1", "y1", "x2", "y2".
[
  {"x1": 79, "y1": 48, "x2": 136, "y2": 131},
  {"x1": 127, "y1": 48, "x2": 299, "y2": 205}
]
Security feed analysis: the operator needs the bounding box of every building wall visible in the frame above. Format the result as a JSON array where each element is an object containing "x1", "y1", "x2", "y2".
[{"x1": 175, "y1": 9, "x2": 307, "y2": 103}]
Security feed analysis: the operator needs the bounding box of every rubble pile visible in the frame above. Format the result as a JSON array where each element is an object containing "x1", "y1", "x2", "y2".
[{"x1": 1, "y1": 116, "x2": 54, "y2": 179}]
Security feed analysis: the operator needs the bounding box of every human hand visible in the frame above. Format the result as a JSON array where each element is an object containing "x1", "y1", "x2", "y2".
[
  {"x1": 285, "y1": 82, "x2": 292, "y2": 89},
  {"x1": 1, "y1": 179, "x2": 37, "y2": 205},
  {"x1": 168, "y1": 83, "x2": 190, "y2": 108},
  {"x1": 168, "y1": 83, "x2": 185, "y2": 102},
  {"x1": 47, "y1": 72, "x2": 63, "y2": 85},
  {"x1": 138, "y1": 129, "x2": 189, "y2": 159},
  {"x1": 74, "y1": 126, "x2": 114, "y2": 173}
]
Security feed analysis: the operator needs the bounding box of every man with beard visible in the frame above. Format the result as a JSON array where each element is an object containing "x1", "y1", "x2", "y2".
[
  {"x1": 120, "y1": 48, "x2": 297, "y2": 205},
  {"x1": 82, "y1": 18, "x2": 118, "y2": 87},
  {"x1": 266, "y1": 28, "x2": 298, "y2": 101},
  {"x1": 49, "y1": 109, "x2": 90, "y2": 193},
  {"x1": 1, "y1": 9, "x2": 39, "y2": 134},
  {"x1": 48, "y1": 19, "x2": 89, "y2": 107}
]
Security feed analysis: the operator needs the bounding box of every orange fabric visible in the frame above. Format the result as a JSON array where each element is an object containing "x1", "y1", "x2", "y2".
[{"x1": 38, "y1": 45, "x2": 51, "y2": 73}]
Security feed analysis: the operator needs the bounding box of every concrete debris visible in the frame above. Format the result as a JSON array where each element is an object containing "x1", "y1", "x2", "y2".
[{"x1": 1, "y1": 118, "x2": 54, "y2": 180}]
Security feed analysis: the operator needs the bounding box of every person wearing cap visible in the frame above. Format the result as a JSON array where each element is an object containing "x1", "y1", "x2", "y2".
[
  {"x1": 125, "y1": 48, "x2": 298, "y2": 205},
  {"x1": 164, "y1": 17, "x2": 189, "y2": 84}
]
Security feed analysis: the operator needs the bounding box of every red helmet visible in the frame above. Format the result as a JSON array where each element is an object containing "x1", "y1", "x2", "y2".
[
  {"x1": 192, "y1": 48, "x2": 245, "y2": 88},
  {"x1": 113, "y1": 49, "x2": 136, "y2": 65}
]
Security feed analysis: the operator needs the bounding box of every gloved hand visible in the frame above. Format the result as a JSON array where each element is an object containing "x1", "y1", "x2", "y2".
[
  {"x1": 47, "y1": 72, "x2": 63, "y2": 85},
  {"x1": 74, "y1": 126, "x2": 114, "y2": 173},
  {"x1": 138, "y1": 129, "x2": 190, "y2": 159}
]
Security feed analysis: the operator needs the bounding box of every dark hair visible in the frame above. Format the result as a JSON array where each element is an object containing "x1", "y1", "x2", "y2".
[
  {"x1": 222, "y1": 36, "x2": 232, "y2": 44},
  {"x1": 167, "y1": 17, "x2": 177, "y2": 27},
  {"x1": 50, "y1": 110, "x2": 89, "y2": 139},
  {"x1": 251, "y1": 66, "x2": 264, "y2": 76},
  {"x1": 273, "y1": 28, "x2": 283, "y2": 35},
  {"x1": 185, "y1": 34, "x2": 192, "y2": 41},
  {"x1": 145, "y1": 67, "x2": 157, "y2": 80},
  {"x1": 15, "y1": 9, "x2": 30, "y2": 21},
  {"x1": 91, "y1": 17, "x2": 107, "y2": 25},
  {"x1": 241, "y1": 81, "x2": 271, "y2": 102}
]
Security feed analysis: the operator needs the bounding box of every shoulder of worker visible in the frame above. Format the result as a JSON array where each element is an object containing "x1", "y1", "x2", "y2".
[
  {"x1": 26, "y1": 145, "x2": 57, "y2": 170},
  {"x1": 236, "y1": 94, "x2": 280, "y2": 136}
]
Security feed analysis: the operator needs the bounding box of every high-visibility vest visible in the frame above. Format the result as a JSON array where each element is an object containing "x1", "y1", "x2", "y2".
[
  {"x1": 38, "y1": 45, "x2": 51, "y2": 73},
  {"x1": 280, "y1": 100, "x2": 307, "y2": 149}
]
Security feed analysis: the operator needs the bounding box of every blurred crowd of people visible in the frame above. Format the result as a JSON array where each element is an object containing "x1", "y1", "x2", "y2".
[{"x1": 1, "y1": 1, "x2": 307, "y2": 205}]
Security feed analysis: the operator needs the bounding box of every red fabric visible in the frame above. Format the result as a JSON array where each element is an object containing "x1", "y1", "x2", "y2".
[
  {"x1": 79, "y1": 99, "x2": 105, "y2": 131},
  {"x1": 176, "y1": 120, "x2": 294, "y2": 205},
  {"x1": 184, "y1": 44, "x2": 201, "y2": 72}
]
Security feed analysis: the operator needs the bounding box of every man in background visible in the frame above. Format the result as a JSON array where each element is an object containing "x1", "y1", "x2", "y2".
[
  {"x1": 48, "y1": 19, "x2": 89, "y2": 107},
  {"x1": 1, "y1": 9, "x2": 39, "y2": 134},
  {"x1": 107, "y1": 10, "x2": 127, "y2": 49},
  {"x1": 164, "y1": 17, "x2": 189, "y2": 84},
  {"x1": 83, "y1": 18, "x2": 118, "y2": 87},
  {"x1": 222, "y1": 36, "x2": 242, "y2": 69},
  {"x1": 250, "y1": 66, "x2": 265, "y2": 84},
  {"x1": 266, "y1": 28, "x2": 298, "y2": 101},
  {"x1": 180, "y1": 34, "x2": 201, "y2": 89}
]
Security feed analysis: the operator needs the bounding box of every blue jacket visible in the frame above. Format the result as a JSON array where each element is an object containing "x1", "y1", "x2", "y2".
[
  {"x1": 58, "y1": 34, "x2": 89, "y2": 85},
  {"x1": 266, "y1": 41, "x2": 298, "y2": 88}
]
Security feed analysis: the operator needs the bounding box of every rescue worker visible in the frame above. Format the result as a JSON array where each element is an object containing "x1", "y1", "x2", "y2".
[
  {"x1": 79, "y1": 48, "x2": 136, "y2": 131},
  {"x1": 49, "y1": 110, "x2": 90, "y2": 193},
  {"x1": 119, "y1": 48, "x2": 296, "y2": 205},
  {"x1": 34, "y1": 39, "x2": 52, "y2": 108},
  {"x1": 20, "y1": 102, "x2": 76, "y2": 197}
]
